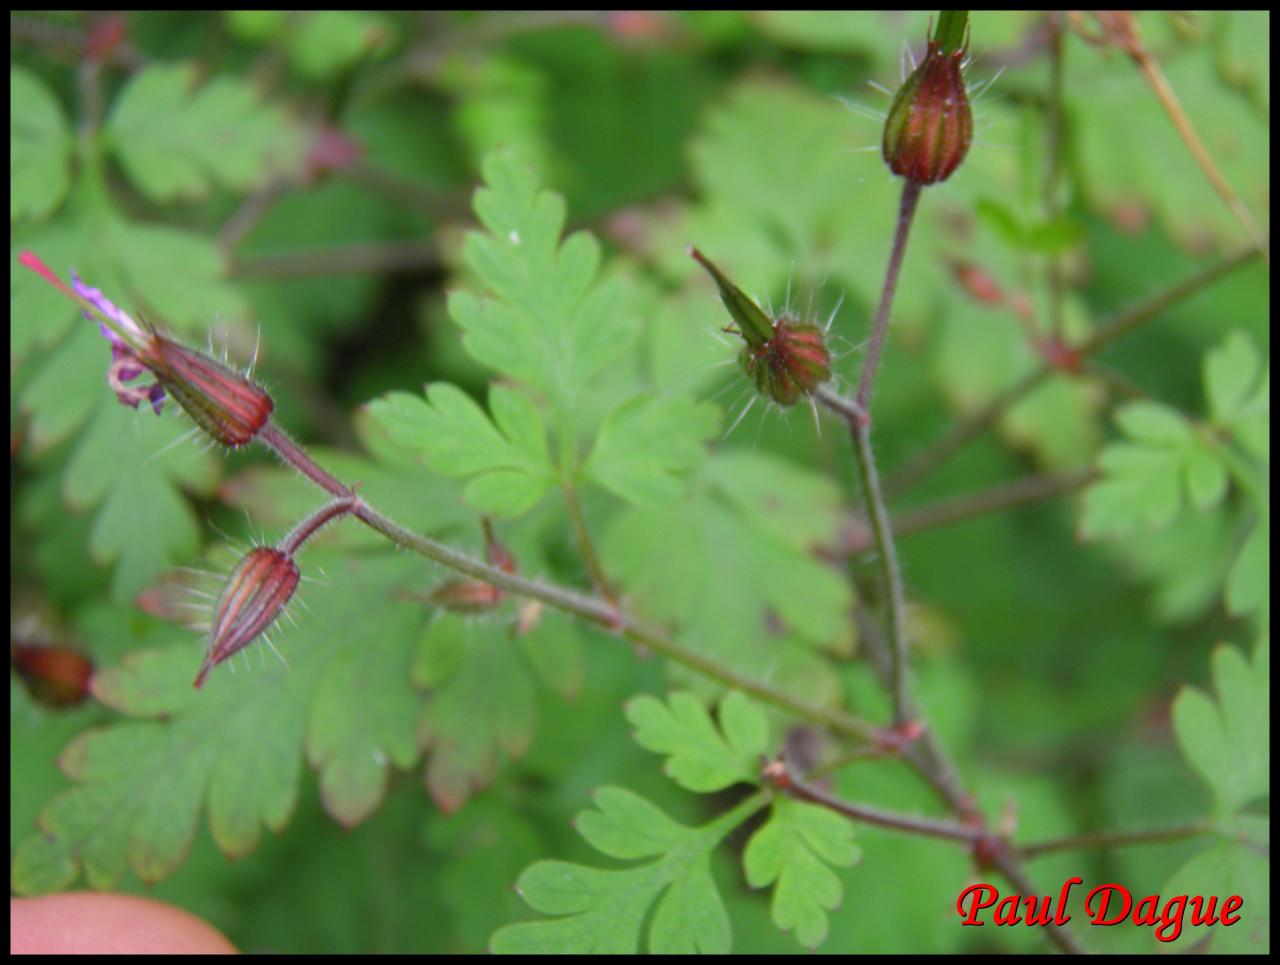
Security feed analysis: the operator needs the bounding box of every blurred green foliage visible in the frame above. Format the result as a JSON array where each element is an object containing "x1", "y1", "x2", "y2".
[{"x1": 10, "y1": 10, "x2": 1269, "y2": 954}]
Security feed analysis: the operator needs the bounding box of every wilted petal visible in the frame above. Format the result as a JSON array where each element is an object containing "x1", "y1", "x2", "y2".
[{"x1": 71, "y1": 270, "x2": 151, "y2": 351}]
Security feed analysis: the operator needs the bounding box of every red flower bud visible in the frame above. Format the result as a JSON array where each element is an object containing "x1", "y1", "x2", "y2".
[
  {"x1": 140, "y1": 335, "x2": 274, "y2": 448},
  {"x1": 195, "y1": 547, "x2": 299, "y2": 688},
  {"x1": 690, "y1": 248, "x2": 832, "y2": 407},
  {"x1": 883, "y1": 35, "x2": 973, "y2": 185}
]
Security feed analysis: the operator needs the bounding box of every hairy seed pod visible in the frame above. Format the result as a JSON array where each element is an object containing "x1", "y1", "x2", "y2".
[
  {"x1": 738, "y1": 320, "x2": 832, "y2": 407},
  {"x1": 141, "y1": 336, "x2": 274, "y2": 448},
  {"x1": 883, "y1": 36, "x2": 973, "y2": 185},
  {"x1": 195, "y1": 547, "x2": 299, "y2": 688},
  {"x1": 691, "y1": 248, "x2": 832, "y2": 407}
]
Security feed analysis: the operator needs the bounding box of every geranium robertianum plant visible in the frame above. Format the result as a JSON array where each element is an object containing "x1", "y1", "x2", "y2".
[{"x1": 10, "y1": 9, "x2": 1268, "y2": 955}]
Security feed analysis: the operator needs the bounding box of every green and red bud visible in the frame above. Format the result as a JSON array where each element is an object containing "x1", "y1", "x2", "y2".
[
  {"x1": 195, "y1": 547, "x2": 300, "y2": 688},
  {"x1": 139, "y1": 335, "x2": 274, "y2": 448},
  {"x1": 882, "y1": 30, "x2": 973, "y2": 185},
  {"x1": 18, "y1": 252, "x2": 274, "y2": 449},
  {"x1": 689, "y1": 247, "x2": 774, "y2": 350},
  {"x1": 195, "y1": 497, "x2": 354, "y2": 688},
  {"x1": 690, "y1": 248, "x2": 832, "y2": 407},
  {"x1": 740, "y1": 319, "x2": 831, "y2": 407}
]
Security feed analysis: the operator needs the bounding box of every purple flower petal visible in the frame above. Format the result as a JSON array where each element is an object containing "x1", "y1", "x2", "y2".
[
  {"x1": 73, "y1": 270, "x2": 147, "y2": 348},
  {"x1": 148, "y1": 383, "x2": 167, "y2": 415}
]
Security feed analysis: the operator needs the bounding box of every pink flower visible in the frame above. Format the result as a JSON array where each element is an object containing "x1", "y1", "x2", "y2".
[{"x1": 19, "y1": 252, "x2": 274, "y2": 447}]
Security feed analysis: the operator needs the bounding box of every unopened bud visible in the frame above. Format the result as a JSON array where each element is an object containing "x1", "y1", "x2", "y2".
[
  {"x1": 690, "y1": 248, "x2": 831, "y2": 407},
  {"x1": 740, "y1": 319, "x2": 831, "y2": 407},
  {"x1": 883, "y1": 32, "x2": 972, "y2": 185},
  {"x1": 141, "y1": 335, "x2": 274, "y2": 448},
  {"x1": 195, "y1": 547, "x2": 299, "y2": 688}
]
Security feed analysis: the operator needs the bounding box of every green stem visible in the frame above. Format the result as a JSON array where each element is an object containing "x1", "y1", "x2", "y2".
[
  {"x1": 562, "y1": 482, "x2": 616, "y2": 602},
  {"x1": 844, "y1": 178, "x2": 926, "y2": 727},
  {"x1": 856, "y1": 180, "x2": 923, "y2": 412},
  {"x1": 851, "y1": 425, "x2": 910, "y2": 726},
  {"x1": 701, "y1": 790, "x2": 771, "y2": 842},
  {"x1": 932, "y1": 10, "x2": 969, "y2": 54}
]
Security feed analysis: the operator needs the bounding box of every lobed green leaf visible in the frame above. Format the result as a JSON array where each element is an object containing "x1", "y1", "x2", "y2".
[
  {"x1": 743, "y1": 796, "x2": 859, "y2": 949},
  {"x1": 106, "y1": 63, "x2": 302, "y2": 203},
  {"x1": 1172, "y1": 642, "x2": 1269, "y2": 815},
  {"x1": 584, "y1": 394, "x2": 719, "y2": 506},
  {"x1": 625, "y1": 691, "x2": 770, "y2": 793},
  {"x1": 452, "y1": 149, "x2": 639, "y2": 408},
  {"x1": 11, "y1": 67, "x2": 72, "y2": 222},
  {"x1": 491, "y1": 786, "x2": 756, "y2": 954}
]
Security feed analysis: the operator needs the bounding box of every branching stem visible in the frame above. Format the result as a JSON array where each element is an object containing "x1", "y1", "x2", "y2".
[
  {"x1": 885, "y1": 242, "x2": 1263, "y2": 497},
  {"x1": 257, "y1": 421, "x2": 884, "y2": 741},
  {"x1": 768, "y1": 762, "x2": 983, "y2": 844}
]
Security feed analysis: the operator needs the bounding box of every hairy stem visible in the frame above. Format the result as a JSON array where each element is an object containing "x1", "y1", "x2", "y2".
[
  {"x1": 851, "y1": 424, "x2": 911, "y2": 725},
  {"x1": 987, "y1": 845, "x2": 1087, "y2": 954},
  {"x1": 812, "y1": 384, "x2": 868, "y2": 427},
  {"x1": 839, "y1": 178, "x2": 928, "y2": 727},
  {"x1": 856, "y1": 179, "x2": 923, "y2": 412},
  {"x1": 354, "y1": 498, "x2": 882, "y2": 740},
  {"x1": 885, "y1": 242, "x2": 1263, "y2": 497},
  {"x1": 260, "y1": 418, "x2": 884, "y2": 737},
  {"x1": 260, "y1": 422, "x2": 353, "y2": 498},
  {"x1": 823, "y1": 455, "x2": 1095, "y2": 558},
  {"x1": 769, "y1": 762, "x2": 983, "y2": 844},
  {"x1": 278, "y1": 495, "x2": 357, "y2": 556},
  {"x1": 851, "y1": 604, "x2": 1085, "y2": 955},
  {"x1": 851, "y1": 606, "x2": 976, "y2": 817}
]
